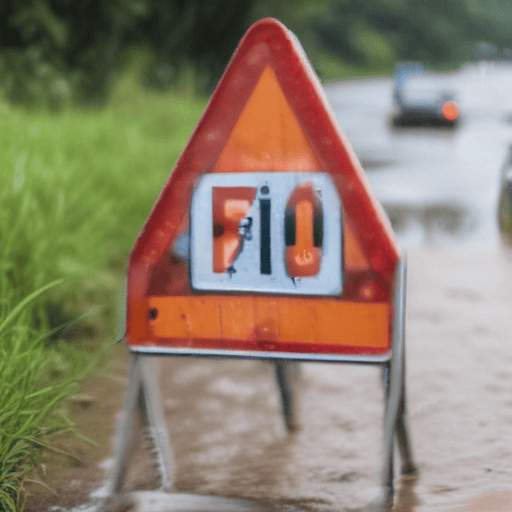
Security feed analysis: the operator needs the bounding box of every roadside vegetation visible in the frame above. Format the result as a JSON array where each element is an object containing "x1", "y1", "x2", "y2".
[{"x1": 0, "y1": 71, "x2": 206, "y2": 510}]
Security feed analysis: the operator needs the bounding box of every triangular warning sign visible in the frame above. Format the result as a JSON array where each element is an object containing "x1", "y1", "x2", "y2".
[{"x1": 126, "y1": 18, "x2": 400, "y2": 359}]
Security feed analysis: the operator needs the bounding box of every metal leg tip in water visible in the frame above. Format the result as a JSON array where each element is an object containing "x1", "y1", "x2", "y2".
[{"x1": 364, "y1": 486, "x2": 394, "y2": 512}]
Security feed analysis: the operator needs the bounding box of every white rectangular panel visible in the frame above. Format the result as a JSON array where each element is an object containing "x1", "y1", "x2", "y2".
[{"x1": 190, "y1": 172, "x2": 343, "y2": 296}]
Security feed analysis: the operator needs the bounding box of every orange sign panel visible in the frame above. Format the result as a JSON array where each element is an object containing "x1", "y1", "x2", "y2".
[{"x1": 125, "y1": 18, "x2": 399, "y2": 361}]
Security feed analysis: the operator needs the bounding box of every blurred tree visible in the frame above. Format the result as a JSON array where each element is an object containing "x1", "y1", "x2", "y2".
[
  {"x1": 464, "y1": 0, "x2": 512, "y2": 58},
  {"x1": 314, "y1": 0, "x2": 512, "y2": 72},
  {"x1": 0, "y1": 0, "x2": 253, "y2": 107},
  {"x1": 138, "y1": 0, "x2": 253, "y2": 91},
  {"x1": 311, "y1": 0, "x2": 477, "y2": 69}
]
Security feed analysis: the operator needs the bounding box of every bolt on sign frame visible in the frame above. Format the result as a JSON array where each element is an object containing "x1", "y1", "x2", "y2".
[{"x1": 109, "y1": 18, "x2": 416, "y2": 510}]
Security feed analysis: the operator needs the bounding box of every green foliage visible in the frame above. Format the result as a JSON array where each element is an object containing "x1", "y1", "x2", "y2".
[
  {"x1": 0, "y1": 0, "x2": 254, "y2": 107},
  {"x1": 139, "y1": 0, "x2": 254, "y2": 91},
  {"x1": 311, "y1": 0, "x2": 512, "y2": 73},
  {"x1": 0, "y1": 281, "x2": 91, "y2": 512},
  {"x1": 0, "y1": 71, "x2": 207, "y2": 508},
  {"x1": 0, "y1": 70, "x2": 205, "y2": 330},
  {"x1": 349, "y1": 21, "x2": 396, "y2": 69},
  {"x1": 249, "y1": 0, "x2": 339, "y2": 79},
  {"x1": 250, "y1": 0, "x2": 505, "y2": 80},
  {"x1": 0, "y1": 0, "x2": 144, "y2": 106}
]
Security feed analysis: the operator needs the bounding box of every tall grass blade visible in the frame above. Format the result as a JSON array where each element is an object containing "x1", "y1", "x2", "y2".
[{"x1": 0, "y1": 279, "x2": 63, "y2": 335}]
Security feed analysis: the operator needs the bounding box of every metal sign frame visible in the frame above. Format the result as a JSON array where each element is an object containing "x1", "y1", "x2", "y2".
[{"x1": 108, "y1": 254, "x2": 415, "y2": 510}]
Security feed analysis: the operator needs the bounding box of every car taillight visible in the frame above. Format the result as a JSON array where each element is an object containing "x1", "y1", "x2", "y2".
[{"x1": 442, "y1": 101, "x2": 459, "y2": 122}]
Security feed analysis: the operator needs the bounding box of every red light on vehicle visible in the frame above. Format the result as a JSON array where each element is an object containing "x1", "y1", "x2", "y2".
[{"x1": 442, "y1": 101, "x2": 459, "y2": 122}]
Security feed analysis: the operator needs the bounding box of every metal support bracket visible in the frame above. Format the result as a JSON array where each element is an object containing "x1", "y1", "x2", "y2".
[
  {"x1": 109, "y1": 353, "x2": 174, "y2": 494},
  {"x1": 380, "y1": 253, "x2": 417, "y2": 508},
  {"x1": 274, "y1": 360, "x2": 298, "y2": 431}
]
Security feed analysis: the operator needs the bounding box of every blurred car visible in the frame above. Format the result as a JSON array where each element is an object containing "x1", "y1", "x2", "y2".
[
  {"x1": 392, "y1": 62, "x2": 460, "y2": 127},
  {"x1": 497, "y1": 143, "x2": 512, "y2": 241}
]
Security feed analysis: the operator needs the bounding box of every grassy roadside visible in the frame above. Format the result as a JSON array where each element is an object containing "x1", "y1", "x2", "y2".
[{"x1": 0, "y1": 73, "x2": 206, "y2": 510}]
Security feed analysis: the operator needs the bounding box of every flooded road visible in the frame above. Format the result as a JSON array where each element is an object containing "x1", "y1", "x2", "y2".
[
  {"x1": 34, "y1": 64, "x2": 512, "y2": 512},
  {"x1": 324, "y1": 63, "x2": 512, "y2": 248}
]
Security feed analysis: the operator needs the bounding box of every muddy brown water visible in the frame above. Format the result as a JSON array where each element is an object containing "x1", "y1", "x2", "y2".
[{"x1": 26, "y1": 247, "x2": 512, "y2": 512}]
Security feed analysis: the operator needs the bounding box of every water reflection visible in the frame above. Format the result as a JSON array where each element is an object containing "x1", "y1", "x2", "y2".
[
  {"x1": 359, "y1": 158, "x2": 397, "y2": 171},
  {"x1": 393, "y1": 473, "x2": 420, "y2": 512},
  {"x1": 383, "y1": 203, "x2": 476, "y2": 245},
  {"x1": 343, "y1": 474, "x2": 419, "y2": 512}
]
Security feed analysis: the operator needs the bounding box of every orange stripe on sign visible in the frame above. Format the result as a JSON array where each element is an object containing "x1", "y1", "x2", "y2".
[{"x1": 148, "y1": 296, "x2": 390, "y2": 349}]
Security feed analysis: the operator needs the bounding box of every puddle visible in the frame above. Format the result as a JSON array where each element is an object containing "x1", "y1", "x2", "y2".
[
  {"x1": 359, "y1": 158, "x2": 397, "y2": 171},
  {"x1": 49, "y1": 486, "x2": 275, "y2": 512},
  {"x1": 449, "y1": 492, "x2": 512, "y2": 512},
  {"x1": 383, "y1": 202, "x2": 477, "y2": 244}
]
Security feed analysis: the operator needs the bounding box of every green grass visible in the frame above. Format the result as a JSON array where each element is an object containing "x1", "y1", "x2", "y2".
[
  {"x1": 0, "y1": 70, "x2": 206, "y2": 328},
  {"x1": 0, "y1": 281, "x2": 85, "y2": 512},
  {"x1": 0, "y1": 73, "x2": 207, "y2": 510}
]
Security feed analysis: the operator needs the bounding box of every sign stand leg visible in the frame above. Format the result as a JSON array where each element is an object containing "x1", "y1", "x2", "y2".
[
  {"x1": 273, "y1": 361, "x2": 297, "y2": 430},
  {"x1": 109, "y1": 353, "x2": 174, "y2": 494},
  {"x1": 138, "y1": 355, "x2": 175, "y2": 491},
  {"x1": 380, "y1": 254, "x2": 416, "y2": 508},
  {"x1": 396, "y1": 347, "x2": 416, "y2": 475},
  {"x1": 109, "y1": 353, "x2": 141, "y2": 494}
]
